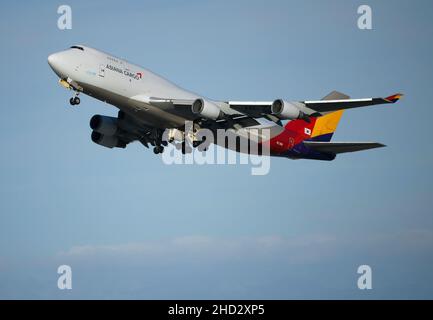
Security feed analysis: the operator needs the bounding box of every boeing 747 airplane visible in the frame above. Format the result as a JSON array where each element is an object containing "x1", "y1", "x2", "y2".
[{"x1": 48, "y1": 45, "x2": 402, "y2": 160}]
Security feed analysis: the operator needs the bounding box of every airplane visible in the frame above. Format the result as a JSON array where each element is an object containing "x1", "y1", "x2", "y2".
[{"x1": 47, "y1": 45, "x2": 403, "y2": 161}]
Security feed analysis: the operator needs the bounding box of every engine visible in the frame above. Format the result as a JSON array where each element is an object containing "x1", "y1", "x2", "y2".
[
  {"x1": 91, "y1": 131, "x2": 126, "y2": 149},
  {"x1": 271, "y1": 99, "x2": 309, "y2": 121},
  {"x1": 191, "y1": 98, "x2": 222, "y2": 120},
  {"x1": 90, "y1": 115, "x2": 118, "y2": 135}
]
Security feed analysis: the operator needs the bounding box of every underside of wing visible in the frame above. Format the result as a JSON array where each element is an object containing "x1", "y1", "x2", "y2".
[
  {"x1": 303, "y1": 141, "x2": 386, "y2": 154},
  {"x1": 90, "y1": 110, "x2": 161, "y2": 149},
  {"x1": 228, "y1": 101, "x2": 273, "y2": 117}
]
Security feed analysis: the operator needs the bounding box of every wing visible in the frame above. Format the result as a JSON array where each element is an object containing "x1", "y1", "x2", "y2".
[
  {"x1": 137, "y1": 96, "x2": 281, "y2": 129},
  {"x1": 226, "y1": 92, "x2": 403, "y2": 117},
  {"x1": 302, "y1": 93, "x2": 403, "y2": 113},
  {"x1": 90, "y1": 110, "x2": 162, "y2": 149},
  {"x1": 131, "y1": 91, "x2": 402, "y2": 130},
  {"x1": 228, "y1": 101, "x2": 273, "y2": 118},
  {"x1": 303, "y1": 141, "x2": 385, "y2": 154}
]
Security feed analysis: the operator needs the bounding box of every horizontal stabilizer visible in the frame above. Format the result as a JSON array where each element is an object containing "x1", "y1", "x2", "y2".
[{"x1": 303, "y1": 141, "x2": 385, "y2": 154}]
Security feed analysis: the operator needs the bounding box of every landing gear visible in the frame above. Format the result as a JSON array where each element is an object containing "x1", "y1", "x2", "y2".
[
  {"x1": 153, "y1": 145, "x2": 164, "y2": 154},
  {"x1": 181, "y1": 142, "x2": 192, "y2": 154},
  {"x1": 69, "y1": 90, "x2": 81, "y2": 106},
  {"x1": 193, "y1": 136, "x2": 207, "y2": 148},
  {"x1": 151, "y1": 128, "x2": 166, "y2": 154},
  {"x1": 69, "y1": 96, "x2": 80, "y2": 105}
]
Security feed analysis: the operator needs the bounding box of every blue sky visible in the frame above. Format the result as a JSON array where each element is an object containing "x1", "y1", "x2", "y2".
[{"x1": 0, "y1": 0, "x2": 433, "y2": 299}]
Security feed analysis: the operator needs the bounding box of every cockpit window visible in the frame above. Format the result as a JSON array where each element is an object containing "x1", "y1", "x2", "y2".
[{"x1": 70, "y1": 46, "x2": 84, "y2": 51}]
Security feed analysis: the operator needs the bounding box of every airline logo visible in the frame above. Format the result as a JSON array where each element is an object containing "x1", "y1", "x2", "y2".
[{"x1": 106, "y1": 64, "x2": 143, "y2": 80}]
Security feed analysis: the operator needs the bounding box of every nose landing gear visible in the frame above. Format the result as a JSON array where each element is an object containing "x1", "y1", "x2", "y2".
[
  {"x1": 69, "y1": 96, "x2": 80, "y2": 106},
  {"x1": 69, "y1": 91, "x2": 81, "y2": 105}
]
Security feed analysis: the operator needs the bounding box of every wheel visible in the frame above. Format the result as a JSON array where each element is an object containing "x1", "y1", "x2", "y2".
[
  {"x1": 153, "y1": 146, "x2": 164, "y2": 154},
  {"x1": 73, "y1": 97, "x2": 80, "y2": 105},
  {"x1": 69, "y1": 97, "x2": 75, "y2": 105}
]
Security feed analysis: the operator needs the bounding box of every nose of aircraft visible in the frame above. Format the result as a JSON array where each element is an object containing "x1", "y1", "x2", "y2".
[
  {"x1": 47, "y1": 53, "x2": 59, "y2": 69},
  {"x1": 48, "y1": 52, "x2": 67, "y2": 78}
]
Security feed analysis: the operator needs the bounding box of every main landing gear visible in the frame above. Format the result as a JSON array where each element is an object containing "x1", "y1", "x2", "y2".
[
  {"x1": 152, "y1": 129, "x2": 167, "y2": 154},
  {"x1": 153, "y1": 145, "x2": 164, "y2": 154},
  {"x1": 181, "y1": 141, "x2": 192, "y2": 154}
]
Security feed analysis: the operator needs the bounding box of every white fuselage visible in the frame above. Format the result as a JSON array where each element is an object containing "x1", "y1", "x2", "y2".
[{"x1": 48, "y1": 45, "x2": 216, "y2": 128}]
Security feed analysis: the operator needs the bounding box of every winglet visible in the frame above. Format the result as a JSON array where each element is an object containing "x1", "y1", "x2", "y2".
[{"x1": 384, "y1": 93, "x2": 404, "y2": 103}]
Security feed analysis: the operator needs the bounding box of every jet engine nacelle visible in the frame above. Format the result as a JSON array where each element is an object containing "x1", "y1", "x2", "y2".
[
  {"x1": 271, "y1": 99, "x2": 309, "y2": 121},
  {"x1": 90, "y1": 115, "x2": 118, "y2": 135},
  {"x1": 191, "y1": 98, "x2": 222, "y2": 120},
  {"x1": 91, "y1": 131, "x2": 126, "y2": 149}
]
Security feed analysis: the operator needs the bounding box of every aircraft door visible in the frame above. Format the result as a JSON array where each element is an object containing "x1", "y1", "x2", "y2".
[{"x1": 99, "y1": 64, "x2": 105, "y2": 77}]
